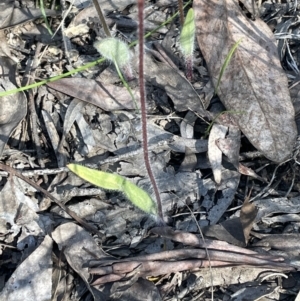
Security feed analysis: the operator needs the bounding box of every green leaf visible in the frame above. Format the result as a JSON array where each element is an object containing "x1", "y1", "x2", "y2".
[
  {"x1": 94, "y1": 37, "x2": 131, "y2": 68},
  {"x1": 122, "y1": 179, "x2": 157, "y2": 215},
  {"x1": 67, "y1": 163, "x2": 124, "y2": 190},
  {"x1": 67, "y1": 164, "x2": 158, "y2": 215},
  {"x1": 179, "y1": 8, "x2": 195, "y2": 57}
]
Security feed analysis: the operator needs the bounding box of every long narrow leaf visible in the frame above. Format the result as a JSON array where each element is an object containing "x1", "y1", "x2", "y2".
[
  {"x1": 215, "y1": 38, "x2": 243, "y2": 95},
  {"x1": 67, "y1": 164, "x2": 158, "y2": 215}
]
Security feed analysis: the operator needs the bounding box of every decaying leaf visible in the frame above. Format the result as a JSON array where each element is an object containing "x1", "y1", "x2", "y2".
[
  {"x1": 194, "y1": 0, "x2": 297, "y2": 162},
  {"x1": 202, "y1": 218, "x2": 246, "y2": 247},
  {"x1": 0, "y1": 57, "x2": 27, "y2": 157},
  {"x1": 240, "y1": 197, "x2": 258, "y2": 244},
  {"x1": 47, "y1": 78, "x2": 138, "y2": 111},
  {"x1": 52, "y1": 223, "x2": 106, "y2": 300},
  {"x1": 143, "y1": 51, "x2": 208, "y2": 115},
  {"x1": 0, "y1": 5, "x2": 58, "y2": 29},
  {"x1": 0, "y1": 235, "x2": 52, "y2": 301},
  {"x1": 207, "y1": 168, "x2": 241, "y2": 225},
  {"x1": 216, "y1": 125, "x2": 241, "y2": 169},
  {"x1": 208, "y1": 123, "x2": 228, "y2": 184}
]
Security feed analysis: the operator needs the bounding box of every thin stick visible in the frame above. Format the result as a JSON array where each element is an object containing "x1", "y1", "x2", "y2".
[
  {"x1": 177, "y1": 0, "x2": 185, "y2": 26},
  {"x1": 137, "y1": 0, "x2": 163, "y2": 222},
  {"x1": 92, "y1": 0, "x2": 111, "y2": 37},
  {"x1": 0, "y1": 163, "x2": 103, "y2": 239}
]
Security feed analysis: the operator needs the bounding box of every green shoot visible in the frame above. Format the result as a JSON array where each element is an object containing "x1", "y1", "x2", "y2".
[
  {"x1": 179, "y1": 8, "x2": 195, "y2": 81},
  {"x1": 39, "y1": 0, "x2": 53, "y2": 35},
  {"x1": 67, "y1": 164, "x2": 158, "y2": 216},
  {"x1": 215, "y1": 38, "x2": 243, "y2": 95}
]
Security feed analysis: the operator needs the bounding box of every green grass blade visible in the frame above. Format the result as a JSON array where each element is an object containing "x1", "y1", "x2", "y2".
[
  {"x1": 0, "y1": 0, "x2": 193, "y2": 98},
  {"x1": 39, "y1": 0, "x2": 53, "y2": 35},
  {"x1": 215, "y1": 38, "x2": 243, "y2": 95},
  {"x1": 0, "y1": 57, "x2": 105, "y2": 97}
]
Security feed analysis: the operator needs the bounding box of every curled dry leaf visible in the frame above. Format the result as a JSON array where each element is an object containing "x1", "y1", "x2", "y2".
[
  {"x1": 208, "y1": 123, "x2": 228, "y2": 184},
  {"x1": 194, "y1": 0, "x2": 297, "y2": 162},
  {"x1": 216, "y1": 125, "x2": 241, "y2": 169}
]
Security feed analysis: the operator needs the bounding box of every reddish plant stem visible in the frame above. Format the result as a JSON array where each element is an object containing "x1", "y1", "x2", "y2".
[
  {"x1": 137, "y1": 0, "x2": 163, "y2": 222},
  {"x1": 177, "y1": 0, "x2": 185, "y2": 26}
]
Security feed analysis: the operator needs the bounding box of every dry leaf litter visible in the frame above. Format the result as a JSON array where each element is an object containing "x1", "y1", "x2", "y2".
[{"x1": 0, "y1": 0, "x2": 300, "y2": 300}]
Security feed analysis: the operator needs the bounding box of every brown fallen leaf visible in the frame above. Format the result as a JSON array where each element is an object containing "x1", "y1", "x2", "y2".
[
  {"x1": 47, "y1": 78, "x2": 138, "y2": 111},
  {"x1": 194, "y1": 0, "x2": 297, "y2": 162},
  {"x1": 202, "y1": 218, "x2": 246, "y2": 247},
  {"x1": 0, "y1": 57, "x2": 27, "y2": 157},
  {"x1": 238, "y1": 163, "x2": 266, "y2": 182},
  {"x1": 240, "y1": 195, "x2": 258, "y2": 245}
]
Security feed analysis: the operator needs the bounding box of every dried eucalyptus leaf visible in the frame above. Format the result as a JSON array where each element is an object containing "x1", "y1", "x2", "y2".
[
  {"x1": 0, "y1": 7, "x2": 58, "y2": 29},
  {"x1": 47, "y1": 78, "x2": 137, "y2": 111},
  {"x1": 0, "y1": 80, "x2": 27, "y2": 157},
  {"x1": 208, "y1": 123, "x2": 228, "y2": 184},
  {"x1": 194, "y1": 0, "x2": 297, "y2": 162},
  {"x1": 0, "y1": 236, "x2": 52, "y2": 301},
  {"x1": 0, "y1": 0, "x2": 14, "y2": 29}
]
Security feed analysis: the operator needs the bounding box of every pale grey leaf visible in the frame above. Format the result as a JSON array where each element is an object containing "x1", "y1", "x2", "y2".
[
  {"x1": 180, "y1": 111, "x2": 197, "y2": 138},
  {"x1": 76, "y1": 114, "x2": 96, "y2": 153},
  {"x1": 216, "y1": 126, "x2": 241, "y2": 169},
  {"x1": 207, "y1": 168, "x2": 240, "y2": 224},
  {"x1": 0, "y1": 80, "x2": 27, "y2": 157},
  {"x1": 194, "y1": 0, "x2": 297, "y2": 162},
  {"x1": 1, "y1": 7, "x2": 58, "y2": 29},
  {"x1": 0, "y1": 236, "x2": 52, "y2": 301},
  {"x1": 47, "y1": 78, "x2": 138, "y2": 111},
  {"x1": 52, "y1": 223, "x2": 105, "y2": 300},
  {"x1": 178, "y1": 147, "x2": 198, "y2": 172},
  {"x1": 208, "y1": 123, "x2": 228, "y2": 184},
  {"x1": 59, "y1": 98, "x2": 85, "y2": 151}
]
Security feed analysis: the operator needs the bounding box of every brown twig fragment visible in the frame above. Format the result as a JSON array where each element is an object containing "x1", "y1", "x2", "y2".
[
  {"x1": 0, "y1": 163, "x2": 104, "y2": 239},
  {"x1": 177, "y1": 0, "x2": 185, "y2": 26}
]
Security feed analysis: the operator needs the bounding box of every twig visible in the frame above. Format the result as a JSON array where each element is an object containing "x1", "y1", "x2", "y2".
[
  {"x1": 0, "y1": 163, "x2": 104, "y2": 239},
  {"x1": 92, "y1": 0, "x2": 111, "y2": 37},
  {"x1": 177, "y1": 0, "x2": 185, "y2": 26}
]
